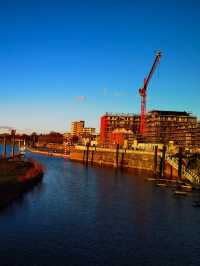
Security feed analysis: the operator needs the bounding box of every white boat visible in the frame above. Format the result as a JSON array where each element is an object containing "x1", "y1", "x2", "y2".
[{"x1": 19, "y1": 147, "x2": 26, "y2": 155}]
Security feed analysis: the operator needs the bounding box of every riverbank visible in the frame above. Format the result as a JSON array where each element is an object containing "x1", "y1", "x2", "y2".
[
  {"x1": 0, "y1": 159, "x2": 44, "y2": 209},
  {"x1": 29, "y1": 146, "x2": 158, "y2": 172},
  {"x1": 27, "y1": 147, "x2": 68, "y2": 158},
  {"x1": 29, "y1": 146, "x2": 190, "y2": 183}
]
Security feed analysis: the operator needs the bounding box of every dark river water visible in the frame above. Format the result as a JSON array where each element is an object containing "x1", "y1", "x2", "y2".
[{"x1": 0, "y1": 152, "x2": 200, "y2": 266}]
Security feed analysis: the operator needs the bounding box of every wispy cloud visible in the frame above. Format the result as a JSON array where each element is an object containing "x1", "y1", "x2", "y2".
[
  {"x1": 75, "y1": 95, "x2": 86, "y2": 102},
  {"x1": 0, "y1": 126, "x2": 13, "y2": 130}
]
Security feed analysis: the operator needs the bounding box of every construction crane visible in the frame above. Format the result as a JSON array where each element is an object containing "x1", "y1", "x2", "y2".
[{"x1": 139, "y1": 51, "x2": 162, "y2": 134}]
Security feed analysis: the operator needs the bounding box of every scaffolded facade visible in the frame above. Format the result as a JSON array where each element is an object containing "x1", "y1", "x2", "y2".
[
  {"x1": 100, "y1": 113, "x2": 140, "y2": 146},
  {"x1": 144, "y1": 110, "x2": 199, "y2": 147}
]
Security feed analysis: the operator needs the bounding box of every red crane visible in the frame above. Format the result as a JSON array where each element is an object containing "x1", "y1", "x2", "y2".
[{"x1": 139, "y1": 51, "x2": 162, "y2": 134}]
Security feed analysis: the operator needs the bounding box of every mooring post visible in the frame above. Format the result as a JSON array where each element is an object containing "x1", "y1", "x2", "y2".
[
  {"x1": 159, "y1": 157, "x2": 163, "y2": 178},
  {"x1": 91, "y1": 145, "x2": 95, "y2": 166},
  {"x1": 121, "y1": 148, "x2": 126, "y2": 169},
  {"x1": 11, "y1": 129, "x2": 16, "y2": 159},
  {"x1": 2, "y1": 137, "x2": 7, "y2": 159},
  {"x1": 83, "y1": 148, "x2": 86, "y2": 163},
  {"x1": 178, "y1": 147, "x2": 183, "y2": 179},
  {"x1": 154, "y1": 145, "x2": 158, "y2": 176},
  {"x1": 162, "y1": 145, "x2": 166, "y2": 176},
  {"x1": 170, "y1": 165, "x2": 173, "y2": 179},
  {"x1": 115, "y1": 144, "x2": 119, "y2": 168},
  {"x1": 85, "y1": 143, "x2": 90, "y2": 167},
  {"x1": 121, "y1": 150, "x2": 124, "y2": 169},
  {"x1": 160, "y1": 145, "x2": 166, "y2": 178}
]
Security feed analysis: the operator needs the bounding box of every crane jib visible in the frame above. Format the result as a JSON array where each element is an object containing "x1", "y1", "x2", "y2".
[{"x1": 139, "y1": 51, "x2": 162, "y2": 135}]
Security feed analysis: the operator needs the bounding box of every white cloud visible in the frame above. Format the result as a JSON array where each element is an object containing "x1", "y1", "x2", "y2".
[
  {"x1": 0, "y1": 126, "x2": 13, "y2": 130},
  {"x1": 75, "y1": 96, "x2": 86, "y2": 102}
]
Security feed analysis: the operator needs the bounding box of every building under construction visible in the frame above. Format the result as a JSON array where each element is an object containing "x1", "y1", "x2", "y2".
[
  {"x1": 100, "y1": 111, "x2": 200, "y2": 147},
  {"x1": 100, "y1": 113, "x2": 140, "y2": 146},
  {"x1": 144, "y1": 110, "x2": 200, "y2": 147}
]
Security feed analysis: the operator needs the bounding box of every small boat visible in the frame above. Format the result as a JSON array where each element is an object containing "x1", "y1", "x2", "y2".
[
  {"x1": 156, "y1": 183, "x2": 168, "y2": 187},
  {"x1": 19, "y1": 147, "x2": 26, "y2": 156},
  {"x1": 146, "y1": 178, "x2": 157, "y2": 181},
  {"x1": 174, "y1": 190, "x2": 187, "y2": 196},
  {"x1": 181, "y1": 185, "x2": 193, "y2": 191}
]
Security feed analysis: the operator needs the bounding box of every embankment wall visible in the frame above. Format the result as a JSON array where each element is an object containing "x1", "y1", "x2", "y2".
[
  {"x1": 70, "y1": 146, "x2": 180, "y2": 178},
  {"x1": 70, "y1": 146, "x2": 158, "y2": 172}
]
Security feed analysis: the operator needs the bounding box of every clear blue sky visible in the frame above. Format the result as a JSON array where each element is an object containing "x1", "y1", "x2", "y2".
[{"x1": 0, "y1": 0, "x2": 199, "y2": 133}]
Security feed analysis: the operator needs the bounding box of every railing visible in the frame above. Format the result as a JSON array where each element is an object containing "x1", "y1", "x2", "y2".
[
  {"x1": 74, "y1": 145, "x2": 157, "y2": 155},
  {"x1": 166, "y1": 155, "x2": 200, "y2": 185}
]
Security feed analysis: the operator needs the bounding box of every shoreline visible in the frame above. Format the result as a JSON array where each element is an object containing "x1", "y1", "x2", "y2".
[
  {"x1": 27, "y1": 147, "x2": 69, "y2": 158},
  {"x1": 28, "y1": 147, "x2": 195, "y2": 186},
  {"x1": 0, "y1": 158, "x2": 44, "y2": 209},
  {"x1": 28, "y1": 147, "x2": 157, "y2": 175}
]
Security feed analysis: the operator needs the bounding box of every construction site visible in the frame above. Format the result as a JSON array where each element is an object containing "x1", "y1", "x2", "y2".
[{"x1": 100, "y1": 52, "x2": 200, "y2": 149}]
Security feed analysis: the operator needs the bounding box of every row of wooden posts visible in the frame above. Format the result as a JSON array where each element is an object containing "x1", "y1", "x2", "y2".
[
  {"x1": 83, "y1": 143, "x2": 184, "y2": 178},
  {"x1": 1, "y1": 130, "x2": 17, "y2": 159},
  {"x1": 155, "y1": 145, "x2": 184, "y2": 178},
  {"x1": 83, "y1": 143, "x2": 125, "y2": 168}
]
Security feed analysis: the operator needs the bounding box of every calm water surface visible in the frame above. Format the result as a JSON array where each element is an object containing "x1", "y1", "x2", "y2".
[{"x1": 0, "y1": 152, "x2": 200, "y2": 266}]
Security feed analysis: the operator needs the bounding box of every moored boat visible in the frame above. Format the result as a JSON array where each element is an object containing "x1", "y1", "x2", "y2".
[
  {"x1": 156, "y1": 183, "x2": 168, "y2": 187},
  {"x1": 174, "y1": 190, "x2": 187, "y2": 196}
]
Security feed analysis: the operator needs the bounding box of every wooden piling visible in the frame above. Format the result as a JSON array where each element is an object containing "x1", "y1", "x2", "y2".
[
  {"x1": 2, "y1": 137, "x2": 7, "y2": 159},
  {"x1": 162, "y1": 145, "x2": 166, "y2": 176},
  {"x1": 91, "y1": 147, "x2": 95, "y2": 166},
  {"x1": 115, "y1": 144, "x2": 119, "y2": 168},
  {"x1": 154, "y1": 145, "x2": 158, "y2": 175},
  {"x1": 11, "y1": 130, "x2": 16, "y2": 159},
  {"x1": 83, "y1": 149, "x2": 85, "y2": 163},
  {"x1": 85, "y1": 143, "x2": 90, "y2": 167},
  {"x1": 170, "y1": 165, "x2": 173, "y2": 178},
  {"x1": 121, "y1": 151, "x2": 124, "y2": 169},
  {"x1": 160, "y1": 145, "x2": 166, "y2": 178}
]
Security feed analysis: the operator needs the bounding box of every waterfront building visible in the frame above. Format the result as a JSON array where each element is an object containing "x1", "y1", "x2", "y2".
[
  {"x1": 71, "y1": 120, "x2": 85, "y2": 136},
  {"x1": 100, "y1": 113, "x2": 140, "y2": 146},
  {"x1": 100, "y1": 110, "x2": 200, "y2": 148},
  {"x1": 144, "y1": 110, "x2": 199, "y2": 146},
  {"x1": 82, "y1": 127, "x2": 96, "y2": 135},
  {"x1": 109, "y1": 128, "x2": 134, "y2": 148}
]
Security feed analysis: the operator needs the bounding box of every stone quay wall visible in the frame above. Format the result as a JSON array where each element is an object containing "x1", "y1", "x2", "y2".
[{"x1": 69, "y1": 146, "x2": 160, "y2": 173}]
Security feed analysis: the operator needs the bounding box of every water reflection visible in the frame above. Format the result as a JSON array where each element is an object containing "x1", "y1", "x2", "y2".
[
  {"x1": 0, "y1": 144, "x2": 19, "y2": 158},
  {"x1": 0, "y1": 179, "x2": 44, "y2": 215}
]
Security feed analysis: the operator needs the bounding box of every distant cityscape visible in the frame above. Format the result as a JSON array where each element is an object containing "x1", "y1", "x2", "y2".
[{"x1": 2, "y1": 109, "x2": 194, "y2": 152}]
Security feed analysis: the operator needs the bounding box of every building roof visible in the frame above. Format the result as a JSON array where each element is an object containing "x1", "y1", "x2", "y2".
[
  {"x1": 103, "y1": 112, "x2": 138, "y2": 117},
  {"x1": 148, "y1": 110, "x2": 191, "y2": 116}
]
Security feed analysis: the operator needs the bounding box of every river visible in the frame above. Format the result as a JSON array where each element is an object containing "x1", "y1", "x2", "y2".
[{"x1": 0, "y1": 152, "x2": 200, "y2": 266}]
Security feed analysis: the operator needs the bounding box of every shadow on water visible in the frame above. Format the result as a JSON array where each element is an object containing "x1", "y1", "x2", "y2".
[{"x1": 0, "y1": 179, "x2": 45, "y2": 214}]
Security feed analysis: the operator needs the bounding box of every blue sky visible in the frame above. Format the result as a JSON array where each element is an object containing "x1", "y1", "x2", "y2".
[{"x1": 0, "y1": 0, "x2": 200, "y2": 133}]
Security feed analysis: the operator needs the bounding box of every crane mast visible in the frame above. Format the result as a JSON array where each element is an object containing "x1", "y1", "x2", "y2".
[{"x1": 139, "y1": 51, "x2": 162, "y2": 135}]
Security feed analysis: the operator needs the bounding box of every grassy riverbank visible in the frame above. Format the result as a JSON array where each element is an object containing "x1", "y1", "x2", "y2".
[{"x1": 0, "y1": 159, "x2": 44, "y2": 209}]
